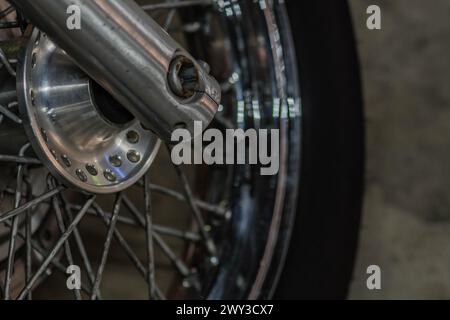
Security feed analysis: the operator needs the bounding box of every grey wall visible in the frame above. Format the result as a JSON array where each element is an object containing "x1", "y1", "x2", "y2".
[{"x1": 349, "y1": 0, "x2": 450, "y2": 299}]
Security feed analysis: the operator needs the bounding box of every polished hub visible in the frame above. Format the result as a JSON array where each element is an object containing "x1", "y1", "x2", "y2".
[{"x1": 17, "y1": 30, "x2": 160, "y2": 194}]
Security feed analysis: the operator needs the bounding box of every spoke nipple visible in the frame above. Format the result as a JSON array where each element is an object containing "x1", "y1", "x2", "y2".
[
  {"x1": 30, "y1": 90, "x2": 36, "y2": 106},
  {"x1": 76, "y1": 169, "x2": 88, "y2": 182},
  {"x1": 40, "y1": 128, "x2": 48, "y2": 142},
  {"x1": 48, "y1": 111, "x2": 57, "y2": 122},
  {"x1": 35, "y1": 32, "x2": 41, "y2": 46},
  {"x1": 50, "y1": 149, "x2": 58, "y2": 160},
  {"x1": 182, "y1": 279, "x2": 191, "y2": 288},
  {"x1": 206, "y1": 239, "x2": 217, "y2": 257},
  {"x1": 61, "y1": 154, "x2": 71, "y2": 167},
  {"x1": 210, "y1": 256, "x2": 219, "y2": 267}
]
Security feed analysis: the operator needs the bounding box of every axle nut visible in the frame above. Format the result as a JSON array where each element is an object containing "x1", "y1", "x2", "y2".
[{"x1": 168, "y1": 56, "x2": 200, "y2": 99}]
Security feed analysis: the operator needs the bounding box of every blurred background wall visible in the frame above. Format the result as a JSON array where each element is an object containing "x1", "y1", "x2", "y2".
[{"x1": 348, "y1": 0, "x2": 450, "y2": 299}]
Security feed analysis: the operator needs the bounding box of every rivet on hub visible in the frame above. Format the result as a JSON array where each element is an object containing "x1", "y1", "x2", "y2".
[
  {"x1": 50, "y1": 149, "x2": 57, "y2": 160},
  {"x1": 104, "y1": 169, "x2": 117, "y2": 182},
  {"x1": 40, "y1": 128, "x2": 48, "y2": 142},
  {"x1": 31, "y1": 52, "x2": 37, "y2": 68},
  {"x1": 35, "y1": 32, "x2": 40, "y2": 46},
  {"x1": 61, "y1": 154, "x2": 71, "y2": 167},
  {"x1": 30, "y1": 90, "x2": 35, "y2": 106},
  {"x1": 85, "y1": 164, "x2": 98, "y2": 176},
  {"x1": 49, "y1": 111, "x2": 57, "y2": 122},
  {"x1": 76, "y1": 169, "x2": 88, "y2": 182},
  {"x1": 127, "y1": 150, "x2": 141, "y2": 163}
]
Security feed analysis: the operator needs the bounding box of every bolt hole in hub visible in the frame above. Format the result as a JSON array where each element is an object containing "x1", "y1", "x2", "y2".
[{"x1": 18, "y1": 30, "x2": 161, "y2": 194}]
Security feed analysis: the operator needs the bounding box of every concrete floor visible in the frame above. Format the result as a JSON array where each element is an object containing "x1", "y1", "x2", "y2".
[{"x1": 348, "y1": 0, "x2": 450, "y2": 299}]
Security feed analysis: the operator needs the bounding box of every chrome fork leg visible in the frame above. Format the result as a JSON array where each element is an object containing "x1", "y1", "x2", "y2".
[{"x1": 11, "y1": 0, "x2": 220, "y2": 142}]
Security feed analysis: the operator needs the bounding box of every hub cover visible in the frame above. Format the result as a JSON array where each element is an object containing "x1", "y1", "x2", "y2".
[{"x1": 17, "y1": 30, "x2": 160, "y2": 194}]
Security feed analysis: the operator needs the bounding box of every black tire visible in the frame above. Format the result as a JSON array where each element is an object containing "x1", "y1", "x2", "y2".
[{"x1": 274, "y1": 0, "x2": 365, "y2": 299}]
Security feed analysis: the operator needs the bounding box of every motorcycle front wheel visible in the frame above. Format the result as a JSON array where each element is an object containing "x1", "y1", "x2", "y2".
[{"x1": 0, "y1": 0, "x2": 363, "y2": 299}]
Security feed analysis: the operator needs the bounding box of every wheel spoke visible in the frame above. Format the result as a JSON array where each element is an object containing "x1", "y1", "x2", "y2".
[
  {"x1": 0, "y1": 49, "x2": 16, "y2": 77},
  {"x1": 59, "y1": 193, "x2": 100, "y2": 299},
  {"x1": 3, "y1": 218, "x2": 93, "y2": 296},
  {"x1": 0, "y1": 104, "x2": 20, "y2": 123},
  {"x1": 3, "y1": 210, "x2": 19, "y2": 300},
  {"x1": 153, "y1": 233, "x2": 191, "y2": 277},
  {"x1": 138, "y1": 181, "x2": 227, "y2": 217},
  {"x1": 0, "y1": 186, "x2": 64, "y2": 223},
  {"x1": 167, "y1": 21, "x2": 202, "y2": 34},
  {"x1": 91, "y1": 202, "x2": 166, "y2": 299},
  {"x1": 90, "y1": 193, "x2": 122, "y2": 300},
  {"x1": 3, "y1": 158, "x2": 25, "y2": 299},
  {"x1": 153, "y1": 224, "x2": 201, "y2": 242},
  {"x1": 143, "y1": 175, "x2": 157, "y2": 299},
  {"x1": 82, "y1": 204, "x2": 138, "y2": 226},
  {"x1": 123, "y1": 194, "x2": 192, "y2": 279},
  {"x1": 0, "y1": 154, "x2": 41, "y2": 165},
  {"x1": 0, "y1": 6, "x2": 14, "y2": 20},
  {"x1": 163, "y1": 8, "x2": 177, "y2": 31},
  {"x1": 3, "y1": 144, "x2": 31, "y2": 299},
  {"x1": 75, "y1": 201, "x2": 202, "y2": 242},
  {"x1": 24, "y1": 181, "x2": 32, "y2": 300},
  {"x1": 0, "y1": 21, "x2": 20, "y2": 30},
  {"x1": 168, "y1": 147, "x2": 217, "y2": 256},
  {"x1": 31, "y1": 241, "x2": 92, "y2": 295},
  {"x1": 17, "y1": 196, "x2": 95, "y2": 300},
  {"x1": 48, "y1": 179, "x2": 81, "y2": 300},
  {"x1": 123, "y1": 195, "x2": 201, "y2": 242}
]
